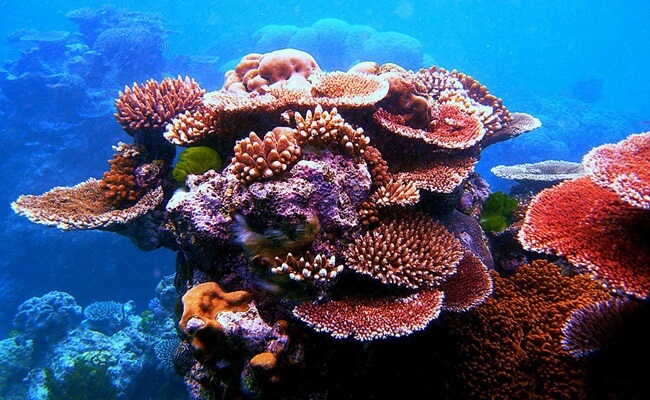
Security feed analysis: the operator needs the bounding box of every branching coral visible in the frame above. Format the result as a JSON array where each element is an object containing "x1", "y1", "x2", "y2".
[
  {"x1": 345, "y1": 212, "x2": 463, "y2": 289},
  {"x1": 114, "y1": 75, "x2": 205, "y2": 134},
  {"x1": 231, "y1": 127, "x2": 302, "y2": 184}
]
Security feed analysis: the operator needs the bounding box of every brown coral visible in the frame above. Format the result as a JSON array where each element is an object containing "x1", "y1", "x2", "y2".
[
  {"x1": 582, "y1": 131, "x2": 650, "y2": 209},
  {"x1": 442, "y1": 260, "x2": 613, "y2": 399},
  {"x1": 99, "y1": 142, "x2": 142, "y2": 209},
  {"x1": 438, "y1": 251, "x2": 493, "y2": 312},
  {"x1": 11, "y1": 179, "x2": 163, "y2": 230},
  {"x1": 345, "y1": 212, "x2": 464, "y2": 289},
  {"x1": 231, "y1": 127, "x2": 302, "y2": 184},
  {"x1": 114, "y1": 75, "x2": 205, "y2": 134},
  {"x1": 293, "y1": 290, "x2": 445, "y2": 341},
  {"x1": 391, "y1": 154, "x2": 478, "y2": 193}
]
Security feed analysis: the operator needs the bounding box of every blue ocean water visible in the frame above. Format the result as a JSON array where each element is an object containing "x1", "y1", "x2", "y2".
[{"x1": 0, "y1": 1, "x2": 648, "y2": 399}]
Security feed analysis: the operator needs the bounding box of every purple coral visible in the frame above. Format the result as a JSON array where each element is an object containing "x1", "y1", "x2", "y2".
[{"x1": 12, "y1": 291, "x2": 82, "y2": 347}]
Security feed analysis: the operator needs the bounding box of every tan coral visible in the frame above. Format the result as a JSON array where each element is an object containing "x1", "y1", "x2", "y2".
[
  {"x1": 114, "y1": 75, "x2": 205, "y2": 134},
  {"x1": 345, "y1": 212, "x2": 464, "y2": 289},
  {"x1": 231, "y1": 127, "x2": 302, "y2": 184},
  {"x1": 370, "y1": 178, "x2": 420, "y2": 207},
  {"x1": 11, "y1": 179, "x2": 163, "y2": 230},
  {"x1": 392, "y1": 154, "x2": 478, "y2": 193},
  {"x1": 308, "y1": 71, "x2": 390, "y2": 108},
  {"x1": 292, "y1": 105, "x2": 369, "y2": 156},
  {"x1": 491, "y1": 160, "x2": 585, "y2": 183}
]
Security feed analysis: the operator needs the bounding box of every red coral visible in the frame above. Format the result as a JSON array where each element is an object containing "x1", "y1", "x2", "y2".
[
  {"x1": 293, "y1": 290, "x2": 444, "y2": 341},
  {"x1": 583, "y1": 131, "x2": 650, "y2": 209},
  {"x1": 519, "y1": 176, "x2": 650, "y2": 299}
]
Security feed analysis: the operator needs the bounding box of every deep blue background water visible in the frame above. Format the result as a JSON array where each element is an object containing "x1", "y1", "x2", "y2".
[{"x1": 0, "y1": 0, "x2": 648, "y2": 336}]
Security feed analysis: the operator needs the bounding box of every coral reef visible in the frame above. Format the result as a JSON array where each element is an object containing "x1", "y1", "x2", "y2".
[{"x1": 12, "y1": 48, "x2": 545, "y2": 398}]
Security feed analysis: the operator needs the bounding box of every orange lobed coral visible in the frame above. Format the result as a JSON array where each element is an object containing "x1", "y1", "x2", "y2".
[{"x1": 178, "y1": 282, "x2": 252, "y2": 364}]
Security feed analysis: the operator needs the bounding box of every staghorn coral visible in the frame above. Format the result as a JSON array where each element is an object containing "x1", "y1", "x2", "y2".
[
  {"x1": 291, "y1": 105, "x2": 369, "y2": 157},
  {"x1": 272, "y1": 252, "x2": 344, "y2": 283},
  {"x1": 114, "y1": 75, "x2": 205, "y2": 134},
  {"x1": 345, "y1": 212, "x2": 463, "y2": 289},
  {"x1": 582, "y1": 131, "x2": 650, "y2": 209},
  {"x1": 231, "y1": 127, "x2": 302, "y2": 184},
  {"x1": 369, "y1": 178, "x2": 420, "y2": 208}
]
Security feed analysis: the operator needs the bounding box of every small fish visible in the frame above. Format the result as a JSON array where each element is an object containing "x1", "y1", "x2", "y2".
[{"x1": 159, "y1": 42, "x2": 170, "y2": 52}]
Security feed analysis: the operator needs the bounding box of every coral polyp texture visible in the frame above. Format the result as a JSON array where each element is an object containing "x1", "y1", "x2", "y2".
[
  {"x1": 519, "y1": 132, "x2": 650, "y2": 299},
  {"x1": 12, "y1": 48, "x2": 545, "y2": 398}
]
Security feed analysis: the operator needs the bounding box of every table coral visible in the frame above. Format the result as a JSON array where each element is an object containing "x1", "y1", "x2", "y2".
[{"x1": 519, "y1": 131, "x2": 650, "y2": 299}]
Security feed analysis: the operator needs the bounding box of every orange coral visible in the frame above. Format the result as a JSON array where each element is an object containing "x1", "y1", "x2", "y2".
[
  {"x1": 583, "y1": 131, "x2": 650, "y2": 209},
  {"x1": 114, "y1": 75, "x2": 205, "y2": 134},
  {"x1": 293, "y1": 290, "x2": 444, "y2": 341},
  {"x1": 519, "y1": 176, "x2": 650, "y2": 299},
  {"x1": 345, "y1": 212, "x2": 463, "y2": 289},
  {"x1": 178, "y1": 282, "x2": 252, "y2": 364}
]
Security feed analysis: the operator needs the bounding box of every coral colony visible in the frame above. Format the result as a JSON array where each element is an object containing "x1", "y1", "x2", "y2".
[{"x1": 11, "y1": 48, "x2": 650, "y2": 398}]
